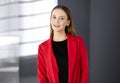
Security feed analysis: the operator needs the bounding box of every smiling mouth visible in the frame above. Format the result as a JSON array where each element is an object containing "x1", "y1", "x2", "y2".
[{"x1": 54, "y1": 25, "x2": 60, "y2": 28}]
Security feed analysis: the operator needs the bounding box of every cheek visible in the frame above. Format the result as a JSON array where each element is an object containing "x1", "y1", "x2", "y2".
[{"x1": 61, "y1": 22, "x2": 67, "y2": 27}]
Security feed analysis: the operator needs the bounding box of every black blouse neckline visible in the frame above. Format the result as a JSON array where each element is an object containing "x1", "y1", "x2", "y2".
[{"x1": 53, "y1": 39, "x2": 67, "y2": 43}]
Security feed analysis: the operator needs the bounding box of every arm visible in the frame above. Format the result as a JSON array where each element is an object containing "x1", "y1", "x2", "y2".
[
  {"x1": 37, "y1": 45, "x2": 49, "y2": 83},
  {"x1": 80, "y1": 40, "x2": 89, "y2": 83}
]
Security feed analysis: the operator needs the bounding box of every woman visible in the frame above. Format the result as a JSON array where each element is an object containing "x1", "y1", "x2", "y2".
[{"x1": 38, "y1": 5, "x2": 88, "y2": 83}]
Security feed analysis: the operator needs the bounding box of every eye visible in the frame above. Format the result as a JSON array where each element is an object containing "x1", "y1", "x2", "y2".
[
  {"x1": 52, "y1": 16, "x2": 56, "y2": 19},
  {"x1": 60, "y1": 17, "x2": 64, "y2": 20}
]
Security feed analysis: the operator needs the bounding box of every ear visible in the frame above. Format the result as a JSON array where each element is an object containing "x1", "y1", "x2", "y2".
[{"x1": 66, "y1": 20, "x2": 70, "y2": 26}]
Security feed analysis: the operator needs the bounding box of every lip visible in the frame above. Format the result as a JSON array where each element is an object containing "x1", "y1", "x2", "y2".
[{"x1": 53, "y1": 25, "x2": 60, "y2": 28}]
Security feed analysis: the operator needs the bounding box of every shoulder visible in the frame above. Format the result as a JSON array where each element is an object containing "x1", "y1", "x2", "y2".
[
  {"x1": 68, "y1": 34, "x2": 85, "y2": 43},
  {"x1": 74, "y1": 35, "x2": 84, "y2": 41},
  {"x1": 70, "y1": 35, "x2": 88, "y2": 52},
  {"x1": 38, "y1": 39, "x2": 50, "y2": 50}
]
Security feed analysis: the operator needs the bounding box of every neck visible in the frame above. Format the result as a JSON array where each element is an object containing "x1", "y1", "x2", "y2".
[{"x1": 53, "y1": 32, "x2": 67, "y2": 41}]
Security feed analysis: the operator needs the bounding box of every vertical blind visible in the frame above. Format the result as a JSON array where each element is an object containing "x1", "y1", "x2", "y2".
[
  {"x1": 19, "y1": 0, "x2": 58, "y2": 56},
  {"x1": 0, "y1": 0, "x2": 57, "y2": 56},
  {"x1": 0, "y1": 0, "x2": 19, "y2": 83},
  {"x1": 0, "y1": 0, "x2": 57, "y2": 83}
]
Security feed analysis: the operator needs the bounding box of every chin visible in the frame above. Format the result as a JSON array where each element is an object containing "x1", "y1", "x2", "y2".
[{"x1": 54, "y1": 29, "x2": 65, "y2": 33}]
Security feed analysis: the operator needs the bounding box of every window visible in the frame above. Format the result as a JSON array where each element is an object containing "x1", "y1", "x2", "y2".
[{"x1": 19, "y1": 0, "x2": 58, "y2": 56}]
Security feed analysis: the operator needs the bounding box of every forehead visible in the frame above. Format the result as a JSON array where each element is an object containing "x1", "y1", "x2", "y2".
[{"x1": 52, "y1": 9, "x2": 67, "y2": 17}]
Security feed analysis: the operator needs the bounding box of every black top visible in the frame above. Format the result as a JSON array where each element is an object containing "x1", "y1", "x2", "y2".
[{"x1": 52, "y1": 39, "x2": 68, "y2": 83}]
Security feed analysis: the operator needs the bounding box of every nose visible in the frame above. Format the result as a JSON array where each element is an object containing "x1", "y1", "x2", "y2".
[{"x1": 54, "y1": 18, "x2": 59, "y2": 24}]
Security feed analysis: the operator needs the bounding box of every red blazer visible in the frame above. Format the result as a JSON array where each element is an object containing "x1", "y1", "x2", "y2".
[{"x1": 38, "y1": 34, "x2": 88, "y2": 83}]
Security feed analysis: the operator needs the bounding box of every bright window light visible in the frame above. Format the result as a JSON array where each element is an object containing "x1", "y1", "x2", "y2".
[
  {"x1": 0, "y1": 36, "x2": 19, "y2": 46},
  {"x1": 20, "y1": 27, "x2": 50, "y2": 43},
  {"x1": 20, "y1": 13, "x2": 50, "y2": 29},
  {"x1": 19, "y1": 0, "x2": 58, "y2": 56},
  {"x1": 20, "y1": 41, "x2": 42, "y2": 56}
]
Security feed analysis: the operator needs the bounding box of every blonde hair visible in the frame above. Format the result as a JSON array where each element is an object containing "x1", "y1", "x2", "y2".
[{"x1": 50, "y1": 5, "x2": 76, "y2": 36}]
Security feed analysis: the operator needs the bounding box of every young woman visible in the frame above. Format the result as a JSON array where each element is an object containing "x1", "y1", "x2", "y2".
[{"x1": 38, "y1": 5, "x2": 88, "y2": 83}]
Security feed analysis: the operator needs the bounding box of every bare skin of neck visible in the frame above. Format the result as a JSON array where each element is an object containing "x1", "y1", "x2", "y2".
[{"x1": 53, "y1": 31, "x2": 67, "y2": 41}]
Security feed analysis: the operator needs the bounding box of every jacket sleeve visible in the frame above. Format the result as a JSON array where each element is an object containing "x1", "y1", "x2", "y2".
[
  {"x1": 37, "y1": 45, "x2": 49, "y2": 83},
  {"x1": 80, "y1": 39, "x2": 89, "y2": 83}
]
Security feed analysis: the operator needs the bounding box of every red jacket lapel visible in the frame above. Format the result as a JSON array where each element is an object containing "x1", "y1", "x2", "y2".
[
  {"x1": 67, "y1": 34, "x2": 77, "y2": 83},
  {"x1": 46, "y1": 34, "x2": 77, "y2": 83},
  {"x1": 47, "y1": 37, "x2": 59, "y2": 83}
]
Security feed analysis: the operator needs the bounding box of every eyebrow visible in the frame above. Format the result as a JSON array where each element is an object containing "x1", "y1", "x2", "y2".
[{"x1": 51, "y1": 14, "x2": 66, "y2": 19}]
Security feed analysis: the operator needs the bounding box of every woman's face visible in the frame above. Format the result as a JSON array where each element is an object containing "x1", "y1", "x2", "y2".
[{"x1": 50, "y1": 9, "x2": 70, "y2": 33}]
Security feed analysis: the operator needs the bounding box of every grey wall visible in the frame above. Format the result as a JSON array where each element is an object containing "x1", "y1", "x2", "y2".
[
  {"x1": 59, "y1": 0, "x2": 120, "y2": 83},
  {"x1": 90, "y1": 0, "x2": 120, "y2": 83},
  {"x1": 58, "y1": 0, "x2": 90, "y2": 51}
]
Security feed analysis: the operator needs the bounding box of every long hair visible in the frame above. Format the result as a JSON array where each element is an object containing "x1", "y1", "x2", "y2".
[{"x1": 50, "y1": 5, "x2": 76, "y2": 36}]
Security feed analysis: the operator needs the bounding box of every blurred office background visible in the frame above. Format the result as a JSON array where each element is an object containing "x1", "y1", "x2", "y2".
[
  {"x1": 0, "y1": 0, "x2": 57, "y2": 83},
  {"x1": 0, "y1": 0, "x2": 120, "y2": 83}
]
